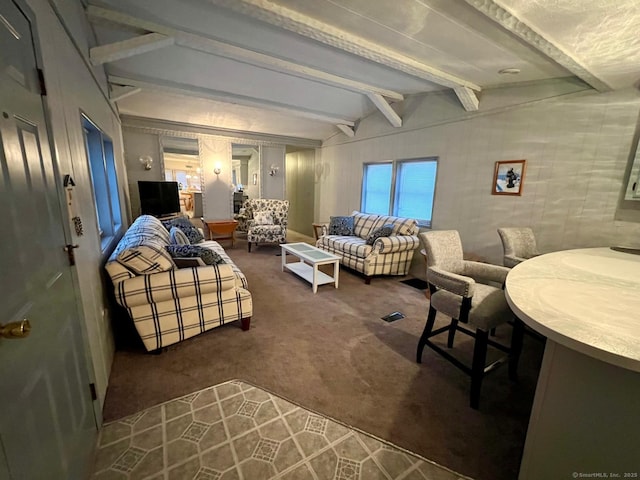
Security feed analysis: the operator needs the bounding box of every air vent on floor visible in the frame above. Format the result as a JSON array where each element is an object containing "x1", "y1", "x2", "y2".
[{"x1": 381, "y1": 311, "x2": 405, "y2": 323}]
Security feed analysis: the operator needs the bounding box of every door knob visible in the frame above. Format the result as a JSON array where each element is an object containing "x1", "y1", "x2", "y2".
[{"x1": 0, "y1": 319, "x2": 32, "y2": 339}]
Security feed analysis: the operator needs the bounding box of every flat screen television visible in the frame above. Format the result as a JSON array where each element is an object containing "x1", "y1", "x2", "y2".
[{"x1": 138, "y1": 181, "x2": 180, "y2": 217}]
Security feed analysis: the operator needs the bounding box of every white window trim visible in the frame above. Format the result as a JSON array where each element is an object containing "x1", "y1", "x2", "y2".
[{"x1": 361, "y1": 157, "x2": 438, "y2": 228}]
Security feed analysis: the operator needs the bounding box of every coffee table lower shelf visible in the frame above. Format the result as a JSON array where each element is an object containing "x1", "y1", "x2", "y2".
[{"x1": 284, "y1": 262, "x2": 336, "y2": 289}]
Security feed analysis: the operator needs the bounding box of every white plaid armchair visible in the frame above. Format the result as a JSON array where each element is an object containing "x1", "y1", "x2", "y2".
[{"x1": 245, "y1": 198, "x2": 289, "y2": 252}]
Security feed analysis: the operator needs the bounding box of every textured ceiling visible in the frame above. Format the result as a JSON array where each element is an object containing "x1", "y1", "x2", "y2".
[
  {"x1": 498, "y1": 0, "x2": 640, "y2": 89},
  {"x1": 90, "y1": 0, "x2": 640, "y2": 142}
]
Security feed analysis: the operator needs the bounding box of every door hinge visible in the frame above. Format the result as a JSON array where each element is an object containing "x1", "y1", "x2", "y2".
[
  {"x1": 64, "y1": 244, "x2": 79, "y2": 266},
  {"x1": 89, "y1": 383, "x2": 97, "y2": 401},
  {"x1": 37, "y1": 68, "x2": 47, "y2": 96}
]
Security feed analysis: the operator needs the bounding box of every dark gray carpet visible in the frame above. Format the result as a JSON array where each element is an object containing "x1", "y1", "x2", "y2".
[{"x1": 103, "y1": 237, "x2": 544, "y2": 480}]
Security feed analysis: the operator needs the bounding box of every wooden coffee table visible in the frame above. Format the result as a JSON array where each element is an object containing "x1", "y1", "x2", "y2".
[
  {"x1": 281, "y1": 242, "x2": 340, "y2": 293},
  {"x1": 203, "y1": 219, "x2": 238, "y2": 247}
]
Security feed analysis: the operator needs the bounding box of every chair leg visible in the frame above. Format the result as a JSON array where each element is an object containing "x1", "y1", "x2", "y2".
[
  {"x1": 470, "y1": 329, "x2": 489, "y2": 409},
  {"x1": 509, "y1": 317, "x2": 525, "y2": 381},
  {"x1": 447, "y1": 319, "x2": 458, "y2": 348},
  {"x1": 248, "y1": 242, "x2": 252, "y2": 252},
  {"x1": 416, "y1": 306, "x2": 437, "y2": 363}
]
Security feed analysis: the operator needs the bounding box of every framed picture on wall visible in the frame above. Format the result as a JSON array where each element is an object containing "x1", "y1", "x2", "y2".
[{"x1": 492, "y1": 160, "x2": 526, "y2": 196}]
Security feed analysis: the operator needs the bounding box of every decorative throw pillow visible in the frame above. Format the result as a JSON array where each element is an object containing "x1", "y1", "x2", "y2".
[
  {"x1": 328, "y1": 216, "x2": 354, "y2": 236},
  {"x1": 117, "y1": 245, "x2": 175, "y2": 275},
  {"x1": 162, "y1": 217, "x2": 204, "y2": 244},
  {"x1": 253, "y1": 211, "x2": 274, "y2": 225},
  {"x1": 366, "y1": 224, "x2": 394, "y2": 245},
  {"x1": 166, "y1": 245, "x2": 225, "y2": 265},
  {"x1": 169, "y1": 226, "x2": 190, "y2": 245}
]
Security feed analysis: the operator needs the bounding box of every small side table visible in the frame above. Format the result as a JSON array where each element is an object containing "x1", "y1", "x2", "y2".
[
  {"x1": 203, "y1": 219, "x2": 238, "y2": 248},
  {"x1": 312, "y1": 223, "x2": 325, "y2": 241}
]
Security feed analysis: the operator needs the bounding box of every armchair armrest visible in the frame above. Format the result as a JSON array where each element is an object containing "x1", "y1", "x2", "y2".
[
  {"x1": 504, "y1": 255, "x2": 527, "y2": 268},
  {"x1": 374, "y1": 235, "x2": 420, "y2": 254},
  {"x1": 115, "y1": 263, "x2": 237, "y2": 308},
  {"x1": 428, "y1": 267, "x2": 475, "y2": 298},
  {"x1": 463, "y1": 261, "x2": 509, "y2": 285}
]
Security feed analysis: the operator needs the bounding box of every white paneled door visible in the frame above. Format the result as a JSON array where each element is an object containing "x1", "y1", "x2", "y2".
[{"x1": 0, "y1": 1, "x2": 97, "y2": 479}]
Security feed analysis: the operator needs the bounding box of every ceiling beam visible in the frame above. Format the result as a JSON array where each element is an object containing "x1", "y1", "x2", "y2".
[
  {"x1": 109, "y1": 85, "x2": 142, "y2": 102},
  {"x1": 205, "y1": 0, "x2": 481, "y2": 93},
  {"x1": 121, "y1": 115, "x2": 322, "y2": 147},
  {"x1": 109, "y1": 74, "x2": 356, "y2": 126},
  {"x1": 86, "y1": 5, "x2": 403, "y2": 102},
  {"x1": 367, "y1": 93, "x2": 402, "y2": 128},
  {"x1": 336, "y1": 124, "x2": 355, "y2": 138},
  {"x1": 454, "y1": 86, "x2": 479, "y2": 112},
  {"x1": 89, "y1": 32, "x2": 174, "y2": 66},
  {"x1": 462, "y1": 0, "x2": 612, "y2": 92}
]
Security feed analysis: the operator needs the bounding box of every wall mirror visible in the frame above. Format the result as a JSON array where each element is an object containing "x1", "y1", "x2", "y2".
[
  {"x1": 232, "y1": 143, "x2": 259, "y2": 213},
  {"x1": 624, "y1": 139, "x2": 640, "y2": 201},
  {"x1": 161, "y1": 136, "x2": 203, "y2": 217}
]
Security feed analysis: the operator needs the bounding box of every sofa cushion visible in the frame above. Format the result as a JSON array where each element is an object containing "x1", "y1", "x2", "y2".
[
  {"x1": 317, "y1": 235, "x2": 372, "y2": 259},
  {"x1": 117, "y1": 244, "x2": 175, "y2": 275},
  {"x1": 170, "y1": 227, "x2": 190, "y2": 245},
  {"x1": 371, "y1": 215, "x2": 418, "y2": 236},
  {"x1": 253, "y1": 211, "x2": 274, "y2": 225},
  {"x1": 166, "y1": 244, "x2": 225, "y2": 265},
  {"x1": 162, "y1": 216, "x2": 204, "y2": 244},
  {"x1": 366, "y1": 224, "x2": 394, "y2": 245},
  {"x1": 328, "y1": 216, "x2": 354, "y2": 236},
  {"x1": 351, "y1": 211, "x2": 379, "y2": 239},
  {"x1": 109, "y1": 215, "x2": 170, "y2": 262}
]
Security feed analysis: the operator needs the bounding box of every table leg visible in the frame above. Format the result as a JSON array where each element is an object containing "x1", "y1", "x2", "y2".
[
  {"x1": 281, "y1": 248, "x2": 286, "y2": 272},
  {"x1": 313, "y1": 263, "x2": 318, "y2": 293},
  {"x1": 334, "y1": 260, "x2": 339, "y2": 288}
]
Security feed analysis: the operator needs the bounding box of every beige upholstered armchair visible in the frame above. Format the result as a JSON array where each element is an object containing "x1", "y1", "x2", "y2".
[
  {"x1": 243, "y1": 198, "x2": 289, "y2": 252},
  {"x1": 497, "y1": 227, "x2": 540, "y2": 268},
  {"x1": 417, "y1": 230, "x2": 524, "y2": 409}
]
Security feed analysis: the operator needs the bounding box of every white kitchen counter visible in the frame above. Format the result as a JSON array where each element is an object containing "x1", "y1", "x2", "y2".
[{"x1": 506, "y1": 248, "x2": 640, "y2": 480}]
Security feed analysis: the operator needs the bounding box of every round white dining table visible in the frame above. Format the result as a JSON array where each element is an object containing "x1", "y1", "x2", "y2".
[{"x1": 505, "y1": 247, "x2": 640, "y2": 480}]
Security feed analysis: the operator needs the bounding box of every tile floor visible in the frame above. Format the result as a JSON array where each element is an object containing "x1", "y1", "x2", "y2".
[{"x1": 92, "y1": 380, "x2": 469, "y2": 480}]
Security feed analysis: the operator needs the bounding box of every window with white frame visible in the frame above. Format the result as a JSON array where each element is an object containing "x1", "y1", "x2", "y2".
[
  {"x1": 361, "y1": 158, "x2": 437, "y2": 227},
  {"x1": 82, "y1": 115, "x2": 121, "y2": 250}
]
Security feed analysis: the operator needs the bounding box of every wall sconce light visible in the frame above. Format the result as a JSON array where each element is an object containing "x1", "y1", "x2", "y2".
[
  {"x1": 214, "y1": 163, "x2": 222, "y2": 175},
  {"x1": 139, "y1": 155, "x2": 153, "y2": 170},
  {"x1": 269, "y1": 164, "x2": 279, "y2": 176}
]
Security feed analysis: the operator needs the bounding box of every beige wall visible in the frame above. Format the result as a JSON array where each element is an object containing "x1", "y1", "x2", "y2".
[
  {"x1": 318, "y1": 81, "x2": 640, "y2": 266},
  {"x1": 286, "y1": 149, "x2": 316, "y2": 237}
]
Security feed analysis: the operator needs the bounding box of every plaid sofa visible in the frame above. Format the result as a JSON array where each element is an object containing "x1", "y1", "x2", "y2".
[
  {"x1": 105, "y1": 215, "x2": 252, "y2": 351},
  {"x1": 316, "y1": 211, "x2": 420, "y2": 283}
]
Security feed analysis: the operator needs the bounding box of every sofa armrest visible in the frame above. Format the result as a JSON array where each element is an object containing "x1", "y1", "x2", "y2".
[
  {"x1": 373, "y1": 235, "x2": 420, "y2": 254},
  {"x1": 428, "y1": 267, "x2": 475, "y2": 298},
  {"x1": 114, "y1": 263, "x2": 237, "y2": 308}
]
